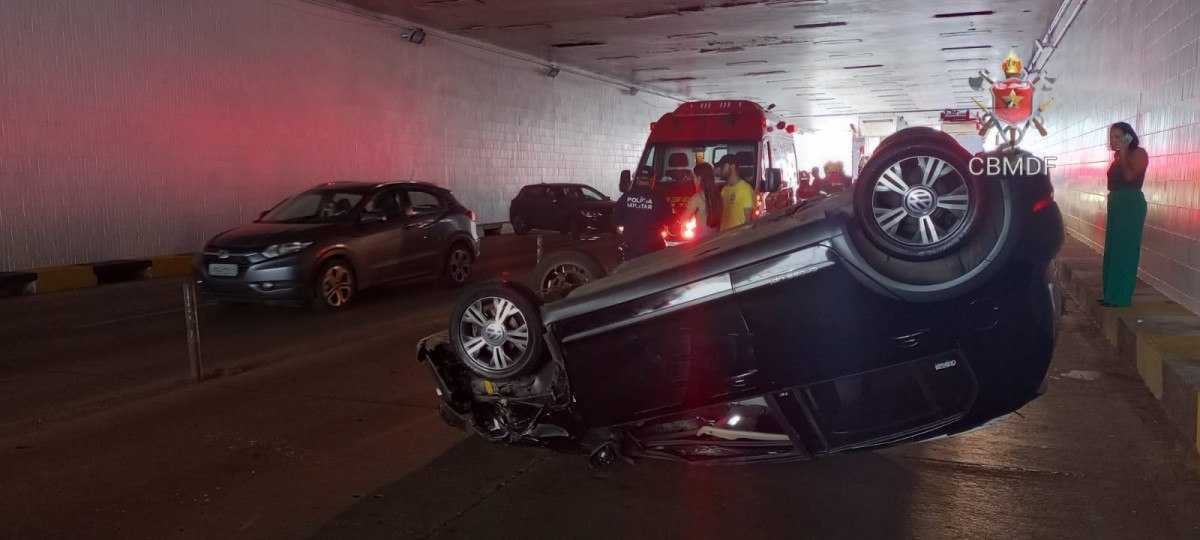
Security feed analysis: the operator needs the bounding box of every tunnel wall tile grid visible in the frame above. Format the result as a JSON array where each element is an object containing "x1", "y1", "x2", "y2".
[
  {"x1": 1026, "y1": 0, "x2": 1200, "y2": 313},
  {"x1": 0, "y1": 0, "x2": 676, "y2": 271}
]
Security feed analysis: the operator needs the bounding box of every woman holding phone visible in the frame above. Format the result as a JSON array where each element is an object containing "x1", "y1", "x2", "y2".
[{"x1": 1100, "y1": 122, "x2": 1149, "y2": 307}]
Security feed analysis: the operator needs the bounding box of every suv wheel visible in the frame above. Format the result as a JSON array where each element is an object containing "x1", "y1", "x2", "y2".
[
  {"x1": 450, "y1": 283, "x2": 545, "y2": 379},
  {"x1": 315, "y1": 260, "x2": 355, "y2": 310},
  {"x1": 532, "y1": 250, "x2": 606, "y2": 301},
  {"x1": 511, "y1": 215, "x2": 530, "y2": 235},
  {"x1": 444, "y1": 244, "x2": 474, "y2": 287}
]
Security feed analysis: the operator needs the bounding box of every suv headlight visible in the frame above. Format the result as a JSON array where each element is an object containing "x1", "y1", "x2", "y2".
[{"x1": 261, "y1": 241, "x2": 313, "y2": 259}]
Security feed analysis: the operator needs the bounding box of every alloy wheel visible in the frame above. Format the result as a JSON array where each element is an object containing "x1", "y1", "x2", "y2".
[
  {"x1": 457, "y1": 296, "x2": 531, "y2": 373},
  {"x1": 869, "y1": 155, "x2": 972, "y2": 248},
  {"x1": 541, "y1": 262, "x2": 592, "y2": 297},
  {"x1": 448, "y1": 248, "x2": 472, "y2": 284},
  {"x1": 320, "y1": 264, "x2": 354, "y2": 307}
]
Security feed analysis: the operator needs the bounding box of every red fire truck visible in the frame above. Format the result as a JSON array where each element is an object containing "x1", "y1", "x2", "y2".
[{"x1": 619, "y1": 100, "x2": 800, "y2": 244}]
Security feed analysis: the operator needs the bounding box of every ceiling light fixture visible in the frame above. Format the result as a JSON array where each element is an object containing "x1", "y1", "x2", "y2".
[
  {"x1": 934, "y1": 10, "x2": 996, "y2": 18},
  {"x1": 551, "y1": 41, "x2": 606, "y2": 48},
  {"x1": 500, "y1": 22, "x2": 552, "y2": 30},
  {"x1": 941, "y1": 45, "x2": 992, "y2": 51},
  {"x1": 794, "y1": 21, "x2": 847, "y2": 29}
]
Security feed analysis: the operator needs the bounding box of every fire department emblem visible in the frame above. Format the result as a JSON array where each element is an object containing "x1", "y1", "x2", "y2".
[
  {"x1": 991, "y1": 79, "x2": 1034, "y2": 125},
  {"x1": 966, "y1": 50, "x2": 1054, "y2": 150}
]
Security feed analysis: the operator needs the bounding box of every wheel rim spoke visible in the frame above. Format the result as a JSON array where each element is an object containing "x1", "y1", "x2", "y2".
[
  {"x1": 874, "y1": 207, "x2": 907, "y2": 233},
  {"x1": 920, "y1": 157, "x2": 949, "y2": 186},
  {"x1": 493, "y1": 345, "x2": 511, "y2": 368},
  {"x1": 464, "y1": 304, "x2": 488, "y2": 328},
  {"x1": 493, "y1": 299, "x2": 517, "y2": 324},
  {"x1": 463, "y1": 337, "x2": 487, "y2": 358},
  {"x1": 917, "y1": 216, "x2": 941, "y2": 244},
  {"x1": 875, "y1": 165, "x2": 909, "y2": 194},
  {"x1": 506, "y1": 326, "x2": 529, "y2": 350}
]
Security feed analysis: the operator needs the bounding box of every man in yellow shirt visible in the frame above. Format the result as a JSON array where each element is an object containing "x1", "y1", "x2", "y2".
[{"x1": 716, "y1": 154, "x2": 755, "y2": 230}]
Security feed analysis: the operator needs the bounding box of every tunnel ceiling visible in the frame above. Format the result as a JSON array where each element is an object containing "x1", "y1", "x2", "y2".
[{"x1": 336, "y1": 0, "x2": 1060, "y2": 124}]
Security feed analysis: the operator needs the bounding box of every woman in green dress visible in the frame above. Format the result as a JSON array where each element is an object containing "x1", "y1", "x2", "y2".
[{"x1": 1100, "y1": 122, "x2": 1149, "y2": 307}]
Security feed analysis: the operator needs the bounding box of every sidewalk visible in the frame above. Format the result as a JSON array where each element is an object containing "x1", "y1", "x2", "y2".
[{"x1": 1053, "y1": 234, "x2": 1200, "y2": 455}]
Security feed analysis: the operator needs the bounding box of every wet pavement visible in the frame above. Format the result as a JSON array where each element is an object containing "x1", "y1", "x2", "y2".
[
  {"x1": 316, "y1": 286, "x2": 1200, "y2": 540},
  {"x1": 1, "y1": 235, "x2": 1199, "y2": 539}
]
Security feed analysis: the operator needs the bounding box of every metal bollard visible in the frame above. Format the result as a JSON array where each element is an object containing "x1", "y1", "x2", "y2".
[
  {"x1": 536, "y1": 234, "x2": 543, "y2": 265},
  {"x1": 182, "y1": 281, "x2": 204, "y2": 382}
]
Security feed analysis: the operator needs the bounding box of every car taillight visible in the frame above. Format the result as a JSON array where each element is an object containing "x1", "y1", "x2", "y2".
[
  {"x1": 466, "y1": 210, "x2": 477, "y2": 221},
  {"x1": 682, "y1": 217, "x2": 696, "y2": 240},
  {"x1": 1032, "y1": 195, "x2": 1053, "y2": 213}
]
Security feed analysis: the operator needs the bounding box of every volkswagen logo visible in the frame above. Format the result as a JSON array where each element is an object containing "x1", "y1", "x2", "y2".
[
  {"x1": 482, "y1": 323, "x2": 506, "y2": 346},
  {"x1": 903, "y1": 187, "x2": 937, "y2": 216},
  {"x1": 218, "y1": 250, "x2": 230, "y2": 259}
]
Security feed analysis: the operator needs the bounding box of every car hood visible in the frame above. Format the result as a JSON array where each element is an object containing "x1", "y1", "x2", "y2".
[{"x1": 208, "y1": 222, "x2": 336, "y2": 250}]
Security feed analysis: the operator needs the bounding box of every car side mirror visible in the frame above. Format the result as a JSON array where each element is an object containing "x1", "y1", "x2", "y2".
[
  {"x1": 764, "y1": 168, "x2": 783, "y2": 193},
  {"x1": 619, "y1": 170, "x2": 632, "y2": 193},
  {"x1": 359, "y1": 211, "x2": 387, "y2": 224}
]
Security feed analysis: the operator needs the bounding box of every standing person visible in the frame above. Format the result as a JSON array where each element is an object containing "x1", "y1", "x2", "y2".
[
  {"x1": 680, "y1": 162, "x2": 723, "y2": 240},
  {"x1": 614, "y1": 167, "x2": 673, "y2": 260},
  {"x1": 1100, "y1": 122, "x2": 1150, "y2": 307},
  {"x1": 824, "y1": 161, "x2": 850, "y2": 192},
  {"x1": 717, "y1": 154, "x2": 755, "y2": 231},
  {"x1": 810, "y1": 166, "x2": 824, "y2": 188}
]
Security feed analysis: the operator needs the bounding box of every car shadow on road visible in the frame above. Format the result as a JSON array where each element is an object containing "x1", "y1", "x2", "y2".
[{"x1": 313, "y1": 435, "x2": 918, "y2": 540}]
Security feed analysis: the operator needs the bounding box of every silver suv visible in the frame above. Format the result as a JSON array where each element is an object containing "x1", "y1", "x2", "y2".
[{"x1": 195, "y1": 181, "x2": 479, "y2": 310}]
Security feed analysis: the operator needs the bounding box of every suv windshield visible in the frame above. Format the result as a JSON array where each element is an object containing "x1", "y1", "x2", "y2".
[
  {"x1": 562, "y1": 185, "x2": 608, "y2": 201},
  {"x1": 259, "y1": 190, "x2": 365, "y2": 223},
  {"x1": 643, "y1": 142, "x2": 758, "y2": 185}
]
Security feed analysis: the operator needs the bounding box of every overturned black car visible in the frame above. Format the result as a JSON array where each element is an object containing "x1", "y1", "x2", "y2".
[{"x1": 418, "y1": 128, "x2": 1064, "y2": 465}]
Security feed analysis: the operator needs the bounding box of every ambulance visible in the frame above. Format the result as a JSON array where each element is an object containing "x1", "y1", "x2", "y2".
[{"x1": 619, "y1": 100, "x2": 799, "y2": 244}]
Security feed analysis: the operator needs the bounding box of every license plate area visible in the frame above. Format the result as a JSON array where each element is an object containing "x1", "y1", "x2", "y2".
[{"x1": 208, "y1": 263, "x2": 239, "y2": 277}]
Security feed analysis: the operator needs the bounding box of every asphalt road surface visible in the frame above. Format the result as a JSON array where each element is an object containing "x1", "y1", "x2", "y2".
[{"x1": 2, "y1": 235, "x2": 1199, "y2": 539}]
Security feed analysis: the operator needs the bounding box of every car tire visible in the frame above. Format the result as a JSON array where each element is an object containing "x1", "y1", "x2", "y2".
[
  {"x1": 443, "y1": 243, "x2": 474, "y2": 287},
  {"x1": 450, "y1": 282, "x2": 545, "y2": 379},
  {"x1": 854, "y1": 135, "x2": 982, "y2": 260},
  {"x1": 511, "y1": 215, "x2": 530, "y2": 235},
  {"x1": 845, "y1": 132, "x2": 1017, "y2": 301},
  {"x1": 532, "y1": 249, "x2": 607, "y2": 301},
  {"x1": 313, "y1": 259, "x2": 356, "y2": 311}
]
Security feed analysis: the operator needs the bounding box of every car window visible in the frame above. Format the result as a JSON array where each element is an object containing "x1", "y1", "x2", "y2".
[
  {"x1": 545, "y1": 186, "x2": 565, "y2": 200},
  {"x1": 523, "y1": 186, "x2": 547, "y2": 198},
  {"x1": 260, "y1": 190, "x2": 363, "y2": 223},
  {"x1": 365, "y1": 190, "x2": 404, "y2": 217},
  {"x1": 580, "y1": 186, "x2": 607, "y2": 201},
  {"x1": 407, "y1": 189, "x2": 444, "y2": 213}
]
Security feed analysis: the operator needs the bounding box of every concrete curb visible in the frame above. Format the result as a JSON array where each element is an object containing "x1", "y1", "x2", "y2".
[
  {"x1": 1, "y1": 255, "x2": 195, "y2": 298},
  {"x1": 1053, "y1": 237, "x2": 1200, "y2": 455}
]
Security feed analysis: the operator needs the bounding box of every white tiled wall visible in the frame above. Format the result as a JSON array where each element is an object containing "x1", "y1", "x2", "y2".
[
  {"x1": 1026, "y1": 0, "x2": 1200, "y2": 313},
  {"x1": 0, "y1": 0, "x2": 674, "y2": 271}
]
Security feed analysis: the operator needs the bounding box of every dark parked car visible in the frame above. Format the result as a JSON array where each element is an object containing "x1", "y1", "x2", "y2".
[
  {"x1": 509, "y1": 183, "x2": 615, "y2": 237},
  {"x1": 195, "y1": 181, "x2": 479, "y2": 310},
  {"x1": 418, "y1": 128, "x2": 1064, "y2": 466}
]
